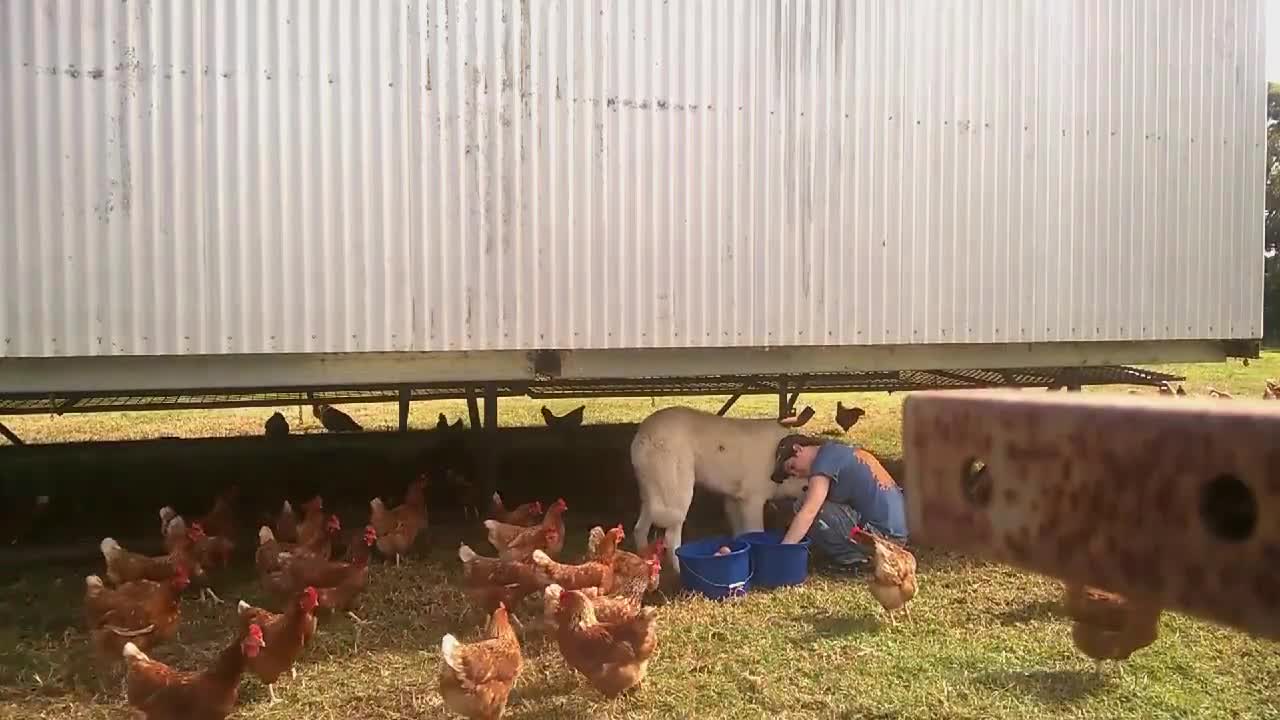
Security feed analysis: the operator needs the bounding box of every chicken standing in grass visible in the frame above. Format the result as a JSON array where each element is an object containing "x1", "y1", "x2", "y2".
[
  {"x1": 369, "y1": 475, "x2": 428, "y2": 566},
  {"x1": 488, "y1": 493, "x2": 543, "y2": 526},
  {"x1": 848, "y1": 525, "x2": 917, "y2": 626},
  {"x1": 295, "y1": 496, "x2": 328, "y2": 547},
  {"x1": 237, "y1": 587, "x2": 320, "y2": 704},
  {"x1": 313, "y1": 403, "x2": 363, "y2": 432},
  {"x1": 484, "y1": 498, "x2": 567, "y2": 561},
  {"x1": 301, "y1": 526, "x2": 378, "y2": 622},
  {"x1": 122, "y1": 624, "x2": 265, "y2": 720},
  {"x1": 159, "y1": 515, "x2": 227, "y2": 604},
  {"x1": 265, "y1": 412, "x2": 290, "y2": 438},
  {"x1": 458, "y1": 543, "x2": 546, "y2": 617},
  {"x1": 101, "y1": 532, "x2": 205, "y2": 587},
  {"x1": 439, "y1": 603, "x2": 524, "y2": 720},
  {"x1": 541, "y1": 405, "x2": 585, "y2": 429},
  {"x1": 532, "y1": 549, "x2": 615, "y2": 594},
  {"x1": 552, "y1": 589, "x2": 658, "y2": 698},
  {"x1": 84, "y1": 567, "x2": 190, "y2": 668}
]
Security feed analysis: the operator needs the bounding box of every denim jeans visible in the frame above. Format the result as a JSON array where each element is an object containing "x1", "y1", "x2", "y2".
[{"x1": 794, "y1": 498, "x2": 905, "y2": 567}]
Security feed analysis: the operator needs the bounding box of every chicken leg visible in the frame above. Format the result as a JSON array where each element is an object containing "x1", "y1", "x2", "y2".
[
  {"x1": 201, "y1": 587, "x2": 225, "y2": 605},
  {"x1": 268, "y1": 684, "x2": 280, "y2": 704}
]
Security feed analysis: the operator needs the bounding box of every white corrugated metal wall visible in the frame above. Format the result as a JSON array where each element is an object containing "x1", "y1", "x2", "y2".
[{"x1": 0, "y1": 0, "x2": 1265, "y2": 357}]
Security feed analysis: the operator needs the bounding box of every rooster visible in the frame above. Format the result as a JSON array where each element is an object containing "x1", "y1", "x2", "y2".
[
  {"x1": 541, "y1": 405, "x2": 585, "y2": 429},
  {"x1": 369, "y1": 475, "x2": 428, "y2": 566},
  {"x1": 122, "y1": 624, "x2": 265, "y2": 720},
  {"x1": 849, "y1": 525, "x2": 917, "y2": 626},
  {"x1": 237, "y1": 587, "x2": 320, "y2": 703},
  {"x1": 439, "y1": 603, "x2": 524, "y2": 720},
  {"x1": 552, "y1": 589, "x2": 658, "y2": 698},
  {"x1": 312, "y1": 404, "x2": 363, "y2": 432},
  {"x1": 835, "y1": 402, "x2": 866, "y2": 432}
]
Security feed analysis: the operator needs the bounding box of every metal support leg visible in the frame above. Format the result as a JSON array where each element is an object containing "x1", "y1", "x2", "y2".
[
  {"x1": 716, "y1": 393, "x2": 742, "y2": 417},
  {"x1": 0, "y1": 422, "x2": 24, "y2": 446},
  {"x1": 778, "y1": 378, "x2": 790, "y2": 418},
  {"x1": 398, "y1": 388, "x2": 411, "y2": 432},
  {"x1": 479, "y1": 384, "x2": 500, "y2": 500},
  {"x1": 466, "y1": 386, "x2": 482, "y2": 429}
]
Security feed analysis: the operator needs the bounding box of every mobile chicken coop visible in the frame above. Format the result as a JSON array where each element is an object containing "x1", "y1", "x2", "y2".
[{"x1": 0, "y1": 0, "x2": 1264, "y2": 439}]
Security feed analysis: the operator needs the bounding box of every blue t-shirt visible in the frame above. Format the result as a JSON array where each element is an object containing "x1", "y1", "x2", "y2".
[{"x1": 810, "y1": 442, "x2": 908, "y2": 540}]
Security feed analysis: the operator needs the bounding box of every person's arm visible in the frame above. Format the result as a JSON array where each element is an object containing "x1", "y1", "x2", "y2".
[{"x1": 781, "y1": 474, "x2": 829, "y2": 544}]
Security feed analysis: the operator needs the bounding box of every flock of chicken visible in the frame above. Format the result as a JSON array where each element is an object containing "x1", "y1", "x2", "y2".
[
  {"x1": 442, "y1": 494, "x2": 668, "y2": 718},
  {"x1": 74, "y1": 473, "x2": 670, "y2": 719},
  {"x1": 60, "y1": 379, "x2": 1280, "y2": 719},
  {"x1": 81, "y1": 478, "x2": 428, "y2": 719}
]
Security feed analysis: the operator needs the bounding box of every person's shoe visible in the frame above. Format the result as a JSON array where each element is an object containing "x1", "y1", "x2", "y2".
[{"x1": 820, "y1": 559, "x2": 869, "y2": 576}]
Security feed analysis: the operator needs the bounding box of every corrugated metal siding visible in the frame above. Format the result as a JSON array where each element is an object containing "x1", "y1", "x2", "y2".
[{"x1": 1, "y1": 0, "x2": 1264, "y2": 358}]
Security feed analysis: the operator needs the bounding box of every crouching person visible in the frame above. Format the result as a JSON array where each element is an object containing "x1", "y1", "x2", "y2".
[{"x1": 774, "y1": 434, "x2": 909, "y2": 572}]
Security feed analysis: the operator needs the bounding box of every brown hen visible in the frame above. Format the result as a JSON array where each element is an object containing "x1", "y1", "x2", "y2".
[
  {"x1": 237, "y1": 587, "x2": 320, "y2": 703},
  {"x1": 122, "y1": 624, "x2": 265, "y2": 720},
  {"x1": 849, "y1": 526, "x2": 917, "y2": 625},
  {"x1": 438, "y1": 603, "x2": 524, "y2": 720},
  {"x1": 552, "y1": 589, "x2": 658, "y2": 698}
]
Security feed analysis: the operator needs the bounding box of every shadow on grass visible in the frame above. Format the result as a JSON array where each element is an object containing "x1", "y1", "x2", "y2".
[
  {"x1": 973, "y1": 668, "x2": 1110, "y2": 704},
  {"x1": 801, "y1": 612, "x2": 882, "y2": 640},
  {"x1": 994, "y1": 598, "x2": 1062, "y2": 626},
  {"x1": 509, "y1": 674, "x2": 582, "y2": 705}
]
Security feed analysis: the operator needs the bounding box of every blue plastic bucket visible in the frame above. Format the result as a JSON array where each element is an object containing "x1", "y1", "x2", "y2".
[
  {"x1": 736, "y1": 530, "x2": 811, "y2": 588},
  {"x1": 674, "y1": 538, "x2": 751, "y2": 600}
]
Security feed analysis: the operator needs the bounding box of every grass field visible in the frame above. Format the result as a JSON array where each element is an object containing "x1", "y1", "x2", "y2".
[{"x1": 1, "y1": 356, "x2": 1278, "y2": 719}]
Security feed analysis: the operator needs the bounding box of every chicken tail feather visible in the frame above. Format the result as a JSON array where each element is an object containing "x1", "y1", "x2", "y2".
[
  {"x1": 458, "y1": 544, "x2": 477, "y2": 563},
  {"x1": 122, "y1": 642, "x2": 151, "y2": 662},
  {"x1": 100, "y1": 538, "x2": 122, "y2": 560},
  {"x1": 440, "y1": 634, "x2": 463, "y2": 673}
]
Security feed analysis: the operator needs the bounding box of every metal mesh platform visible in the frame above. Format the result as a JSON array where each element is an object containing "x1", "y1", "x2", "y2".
[{"x1": 0, "y1": 365, "x2": 1182, "y2": 416}]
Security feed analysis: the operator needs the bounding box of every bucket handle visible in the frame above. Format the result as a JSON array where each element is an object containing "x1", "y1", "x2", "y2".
[{"x1": 682, "y1": 565, "x2": 754, "y2": 599}]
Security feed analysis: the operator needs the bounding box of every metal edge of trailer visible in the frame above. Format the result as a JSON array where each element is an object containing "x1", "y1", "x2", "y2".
[{"x1": 0, "y1": 340, "x2": 1250, "y2": 397}]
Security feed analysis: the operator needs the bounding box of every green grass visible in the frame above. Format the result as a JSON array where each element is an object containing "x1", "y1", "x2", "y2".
[{"x1": 1, "y1": 355, "x2": 1278, "y2": 719}]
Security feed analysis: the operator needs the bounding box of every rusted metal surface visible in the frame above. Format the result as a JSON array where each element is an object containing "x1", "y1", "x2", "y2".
[
  {"x1": 903, "y1": 390, "x2": 1279, "y2": 641},
  {"x1": 0, "y1": 365, "x2": 1182, "y2": 416}
]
